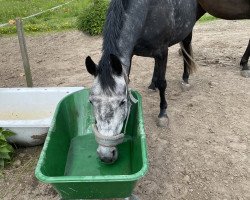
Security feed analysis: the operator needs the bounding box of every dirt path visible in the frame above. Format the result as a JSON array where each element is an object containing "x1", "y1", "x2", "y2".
[{"x1": 0, "y1": 19, "x2": 249, "y2": 200}]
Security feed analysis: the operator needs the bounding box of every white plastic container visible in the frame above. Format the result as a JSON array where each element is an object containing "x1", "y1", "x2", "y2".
[{"x1": 0, "y1": 87, "x2": 84, "y2": 146}]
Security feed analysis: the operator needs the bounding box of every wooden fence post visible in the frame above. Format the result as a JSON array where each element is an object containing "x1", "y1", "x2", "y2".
[{"x1": 16, "y1": 18, "x2": 33, "y2": 87}]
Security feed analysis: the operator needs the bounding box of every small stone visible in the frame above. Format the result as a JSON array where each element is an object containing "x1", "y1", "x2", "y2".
[
  {"x1": 19, "y1": 153, "x2": 26, "y2": 158},
  {"x1": 36, "y1": 59, "x2": 43, "y2": 63},
  {"x1": 209, "y1": 128, "x2": 215, "y2": 133},
  {"x1": 183, "y1": 175, "x2": 190, "y2": 183},
  {"x1": 13, "y1": 159, "x2": 21, "y2": 168},
  {"x1": 208, "y1": 81, "x2": 214, "y2": 88},
  {"x1": 188, "y1": 103, "x2": 194, "y2": 107}
]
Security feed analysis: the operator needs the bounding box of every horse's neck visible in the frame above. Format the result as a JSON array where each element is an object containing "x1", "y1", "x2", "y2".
[
  {"x1": 116, "y1": 0, "x2": 150, "y2": 72},
  {"x1": 102, "y1": 0, "x2": 149, "y2": 74}
]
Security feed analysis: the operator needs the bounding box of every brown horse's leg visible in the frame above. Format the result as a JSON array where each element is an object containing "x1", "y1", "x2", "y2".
[{"x1": 240, "y1": 39, "x2": 250, "y2": 78}]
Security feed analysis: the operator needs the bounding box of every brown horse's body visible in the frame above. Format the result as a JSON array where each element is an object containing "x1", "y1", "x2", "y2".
[
  {"x1": 198, "y1": 0, "x2": 250, "y2": 20},
  {"x1": 198, "y1": 0, "x2": 250, "y2": 76}
]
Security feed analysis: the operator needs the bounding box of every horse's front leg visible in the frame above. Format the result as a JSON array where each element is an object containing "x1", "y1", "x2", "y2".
[
  {"x1": 240, "y1": 39, "x2": 250, "y2": 78},
  {"x1": 155, "y1": 50, "x2": 169, "y2": 127}
]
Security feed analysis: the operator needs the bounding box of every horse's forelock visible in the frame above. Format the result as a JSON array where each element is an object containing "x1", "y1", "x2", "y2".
[{"x1": 98, "y1": 57, "x2": 116, "y2": 93}]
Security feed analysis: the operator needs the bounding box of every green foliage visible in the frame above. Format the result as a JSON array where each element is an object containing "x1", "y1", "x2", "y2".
[
  {"x1": 77, "y1": 0, "x2": 109, "y2": 36},
  {"x1": 0, "y1": 128, "x2": 15, "y2": 171},
  {"x1": 0, "y1": 0, "x2": 216, "y2": 35},
  {"x1": 0, "y1": 0, "x2": 91, "y2": 35}
]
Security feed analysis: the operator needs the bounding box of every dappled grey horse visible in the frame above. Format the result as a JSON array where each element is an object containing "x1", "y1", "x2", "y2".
[{"x1": 85, "y1": 0, "x2": 202, "y2": 163}]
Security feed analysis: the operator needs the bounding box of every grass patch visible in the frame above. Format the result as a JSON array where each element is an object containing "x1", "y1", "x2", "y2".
[
  {"x1": 0, "y1": 0, "x2": 217, "y2": 35},
  {"x1": 199, "y1": 13, "x2": 217, "y2": 22},
  {"x1": 0, "y1": 0, "x2": 91, "y2": 35}
]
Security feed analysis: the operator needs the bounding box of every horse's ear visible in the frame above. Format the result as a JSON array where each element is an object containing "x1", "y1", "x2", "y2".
[
  {"x1": 110, "y1": 54, "x2": 122, "y2": 76},
  {"x1": 85, "y1": 56, "x2": 97, "y2": 76}
]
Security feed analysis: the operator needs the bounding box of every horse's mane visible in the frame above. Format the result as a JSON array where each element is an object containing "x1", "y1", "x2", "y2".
[{"x1": 98, "y1": 0, "x2": 126, "y2": 92}]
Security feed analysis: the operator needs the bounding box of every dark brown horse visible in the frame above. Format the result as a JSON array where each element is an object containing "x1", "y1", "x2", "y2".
[
  {"x1": 199, "y1": 0, "x2": 250, "y2": 77},
  {"x1": 198, "y1": 0, "x2": 250, "y2": 20}
]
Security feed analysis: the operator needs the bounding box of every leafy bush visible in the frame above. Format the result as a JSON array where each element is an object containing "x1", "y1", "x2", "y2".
[
  {"x1": 0, "y1": 128, "x2": 15, "y2": 171},
  {"x1": 77, "y1": 0, "x2": 109, "y2": 35}
]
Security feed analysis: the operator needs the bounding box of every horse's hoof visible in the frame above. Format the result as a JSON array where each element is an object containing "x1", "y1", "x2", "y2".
[
  {"x1": 157, "y1": 116, "x2": 169, "y2": 127},
  {"x1": 241, "y1": 70, "x2": 250, "y2": 78},
  {"x1": 180, "y1": 81, "x2": 191, "y2": 92},
  {"x1": 148, "y1": 83, "x2": 157, "y2": 91}
]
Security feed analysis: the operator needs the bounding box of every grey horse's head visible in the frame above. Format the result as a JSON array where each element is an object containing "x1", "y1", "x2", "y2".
[{"x1": 85, "y1": 54, "x2": 130, "y2": 164}]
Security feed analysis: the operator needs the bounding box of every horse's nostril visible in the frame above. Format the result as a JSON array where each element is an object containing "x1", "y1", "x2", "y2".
[
  {"x1": 100, "y1": 156, "x2": 113, "y2": 164},
  {"x1": 112, "y1": 150, "x2": 116, "y2": 157}
]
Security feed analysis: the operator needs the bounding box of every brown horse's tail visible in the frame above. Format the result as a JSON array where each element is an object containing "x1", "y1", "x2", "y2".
[{"x1": 179, "y1": 42, "x2": 197, "y2": 74}]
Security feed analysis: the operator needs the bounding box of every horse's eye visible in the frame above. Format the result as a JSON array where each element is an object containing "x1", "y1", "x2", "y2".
[{"x1": 120, "y1": 100, "x2": 126, "y2": 106}]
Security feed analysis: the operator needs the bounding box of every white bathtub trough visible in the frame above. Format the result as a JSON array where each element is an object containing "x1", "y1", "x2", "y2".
[{"x1": 0, "y1": 87, "x2": 83, "y2": 146}]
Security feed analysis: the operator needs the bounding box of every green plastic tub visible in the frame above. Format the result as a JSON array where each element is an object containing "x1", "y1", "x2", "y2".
[{"x1": 35, "y1": 89, "x2": 148, "y2": 199}]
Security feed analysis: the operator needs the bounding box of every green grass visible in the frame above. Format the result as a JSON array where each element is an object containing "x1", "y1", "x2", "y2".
[
  {"x1": 0, "y1": 0, "x2": 217, "y2": 35},
  {"x1": 199, "y1": 13, "x2": 217, "y2": 22},
  {"x1": 0, "y1": 0, "x2": 91, "y2": 35}
]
